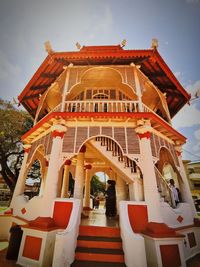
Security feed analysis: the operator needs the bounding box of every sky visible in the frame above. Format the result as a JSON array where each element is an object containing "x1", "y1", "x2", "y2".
[{"x1": 0, "y1": 0, "x2": 199, "y2": 161}]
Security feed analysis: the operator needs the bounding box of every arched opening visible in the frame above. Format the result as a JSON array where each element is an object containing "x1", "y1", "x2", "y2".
[
  {"x1": 66, "y1": 67, "x2": 137, "y2": 102},
  {"x1": 142, "y1": 83, "x2": 171, "y2": 123},
  {"x1": 24, "y1": 159, "x2": 42, "y2": 200},
  {"x1": 156, "y1": 147, "x2": 183, "y2": 207}
]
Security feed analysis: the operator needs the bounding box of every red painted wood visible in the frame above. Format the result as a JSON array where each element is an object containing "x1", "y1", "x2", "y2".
[
  {"x1": 53, "y1": 201, "x2": 73, "y2": 228},
  {"x1": 160, "y1": 244, "x2": 181, "y2": 267},
  {"x1": 22, "y1": 236, "x2": 42, "y2": 260}
]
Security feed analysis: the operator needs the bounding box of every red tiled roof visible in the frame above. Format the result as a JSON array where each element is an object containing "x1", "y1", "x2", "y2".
[{"x1": 18, "y1": 45, "x2": 190, "y2": 118}]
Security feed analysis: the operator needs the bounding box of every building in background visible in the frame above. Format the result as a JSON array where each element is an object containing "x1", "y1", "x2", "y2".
[{"x1": 183, "y1": 160, "x2": 200, "y2": 211}]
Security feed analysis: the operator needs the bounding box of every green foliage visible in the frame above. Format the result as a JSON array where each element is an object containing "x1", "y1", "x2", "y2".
[
  {"x1": 0, "y1": 99, "x2": 33, "y2": 191},
  {"x1": 90, "y1": 175, "x2": 105, "y2": 195}
]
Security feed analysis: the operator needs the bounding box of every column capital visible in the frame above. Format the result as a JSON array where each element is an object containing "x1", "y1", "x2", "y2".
[
  {"x1": 51, "y1": 124, "x2": 67, "y2": 138},
  {"x1": 135, "y1": 125, "x2": 152, "y2": 139},
  {"x1": 23, "y1": 144, "x2": 31, "y2": 153},
  {"x1": 64, "y1": 159, "x2": 72, "y2": 166},
  {"x1": 175, "y1": 145, "x2": 182, "y2": 157},
  {"x1": 85, "y1": 164, "x2": 92, "y2": 170}
]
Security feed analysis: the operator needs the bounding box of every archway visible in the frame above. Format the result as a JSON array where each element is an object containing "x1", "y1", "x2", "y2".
[{"x1": 24, "y1": 159, "x2": 42, "y2": 200}]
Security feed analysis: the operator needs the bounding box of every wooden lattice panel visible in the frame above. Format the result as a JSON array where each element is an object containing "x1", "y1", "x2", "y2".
[
  {"x1": 27, "y1": 133, "x2": 52, "y2": 161},
  {"x1": 89, "y1": 127, "x2": 100, "y2": 137},
  {"x1": 125, "y1": 67, "x2": 135, "y2": 91},
  {"x1": 63, "y1": 127, "x2": 76, "y2": 153},
  {"x1": 114, "y1": 127, "x2": 126, "y2": 153},
  {"x1": 102, "y1": 127, "x2": 112, "y2": 137},
  {"x1": 75, "y1": 127, "x2": 88, "y2": 152},
  {"x1": 126, "y1": 128, "x2": 140, "y2": 154}
]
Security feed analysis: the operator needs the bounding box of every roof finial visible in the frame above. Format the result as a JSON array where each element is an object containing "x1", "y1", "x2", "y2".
[
  {"x1": 44, "y1": 41, "x2": 54, "y2": 54},
  {"x1": 151, "y1": 38, "x2": 158, "y2": 49},
  {"x1": 76, "y1": 42, "x2": 81, "y2": 50},
  {"x1": 121, "y1": 39, "x2": 127, "y2": 48}
]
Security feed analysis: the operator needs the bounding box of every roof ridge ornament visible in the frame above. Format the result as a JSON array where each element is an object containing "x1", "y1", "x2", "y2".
[
  {"x1": 44, "y1": 41, "x2": 54, "y2": 55},
  {"x1": 121, "y1": 39, "x2": 127, "y2": 48},
  {"x1": 151, "y1": 38, "x2": 158, "y2": 50}
]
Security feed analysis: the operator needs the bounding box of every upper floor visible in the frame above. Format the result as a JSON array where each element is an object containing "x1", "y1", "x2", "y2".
[{"x1": 18, "y1": 43, "x2": 190, "y2": 128}]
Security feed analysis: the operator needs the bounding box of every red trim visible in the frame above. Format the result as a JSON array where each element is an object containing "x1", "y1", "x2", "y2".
[
  {"x1": 22, "y1": 236, "x2": 42, "y2": 260},
  {"x1": 24, "y1": 147, "x2": 31, "y2": 153},
  {"x1": 21, "y1": 208, "x2": 26, "y2": 214},
  {"x1": 160, "y1": 244, "x2": 181, "y2": 267},
  {"x1": 64, "y1": 159, "x2": 72, "y2": 166},
  {"x1": 21, "y1": 112, "x2": 187, "y2": 143},
  {"x1": 137, "y1": 132, "x2": 151, "y2": 139},
  {"x1": 176, "y1": 151, "x2": 182, "y2": 157},
  {"x1": 142, "y1": 222, "x2": 185, "y2": 238},
  {"x1": 29, "y1": 217, "x2": 56, "y2": 229},
  {"x1": 85, "y1": 164, "x2": 92, "y2": 170},
  {"x1": 79, "y1": 144, "x2": 86, "y2": 153},
  {"x1": 52, "y1": 130, "x2": 65, "y2": 138},
  {"x1": 52, "y1": 201, "x2": 73, "y2": 228}
]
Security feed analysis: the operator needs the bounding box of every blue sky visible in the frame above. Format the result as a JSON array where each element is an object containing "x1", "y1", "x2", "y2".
[{"x1": 0, "y1": 0, "x2": 199, "y2": 161}]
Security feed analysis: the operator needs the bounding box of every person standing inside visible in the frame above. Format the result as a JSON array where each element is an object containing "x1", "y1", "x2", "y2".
[
  {"x1": 105, "y1": 180, "x2": 116, "y2": 217},
  {"x1": 169, "y1": 179, "x2": 179, "y2": 208}
]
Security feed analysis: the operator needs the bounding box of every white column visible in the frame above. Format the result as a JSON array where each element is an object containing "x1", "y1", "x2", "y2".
[
  {"x1": 61, "y1": 160, "x2": 71, "y2": 198},
  {"x1": 39, "y1": 160, "x2": 48, "y2": 196},
  {"x1": 42, "y1": 124, "x2": 67, "y2": 216},
  {"x1": 136, "y1": 124, "x2": 163, "y2": 222},
  {"x1": 10, "y1": 144, "x2": 31, "y2": 207},
  {"x1": 61, "y1": 63, "x2": 73, "y2": 111},
  {"x1": 73, "y1": 146, "x2": 86, "y2": 200},
  {"x1": 175, "y1": 145, "x2": 197, "y2": 217},
  {"x1": 131, "y1": 63, "x2": 143, "y2": 112},
  {"x1": 84, "y1": 164, "x2": 92, "y2": 209},
  {"x1": 116, "y1": 175, "x2": 127, "y2": 212}
]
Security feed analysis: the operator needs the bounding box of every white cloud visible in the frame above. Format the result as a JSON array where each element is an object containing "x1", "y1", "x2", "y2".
[
  {"x1": 172, "y1": 80, "x2": 200, "y2": 129},
  {"x1": 186, "y1": 80, "x2": 200, "y2": 98},
  {"x1": 172, "y1": 102, "x2": 200, "y2": 128}
]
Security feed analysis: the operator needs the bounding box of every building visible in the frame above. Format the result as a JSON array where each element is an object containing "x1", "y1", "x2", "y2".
[
  {"x1": 0, "y1": 41, "x2": 199, "y2": 267},
  {"x1": 183, "y1": 160, "x2": 200, "y2": 211}
]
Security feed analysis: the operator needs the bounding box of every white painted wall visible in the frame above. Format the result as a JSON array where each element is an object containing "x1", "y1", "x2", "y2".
[
  {"x1": 119, "y1": 201, "x2": 147, "y2": 267},
  {"x1": 52, "y1": 198, "x2": 81, "y2": 267},
  {"x1": 160, "y1": 202, "x2": 194, "y2": 228}
]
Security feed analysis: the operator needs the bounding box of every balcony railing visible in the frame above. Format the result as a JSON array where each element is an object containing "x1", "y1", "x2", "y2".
[
  {"x1": 35, "y1": 100, "x2": 171, "y2": 126},
  {"x1": 64, "y1": 100, "x2": 139, "y2": 113}
]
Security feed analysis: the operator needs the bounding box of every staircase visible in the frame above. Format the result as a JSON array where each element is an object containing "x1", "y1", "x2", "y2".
[
  {"x1": 71, "y1": 225, "x2": 126, "y2": 267},
  {"x1": 90, "y1": 137, "x2": 139, "y2": 182}
]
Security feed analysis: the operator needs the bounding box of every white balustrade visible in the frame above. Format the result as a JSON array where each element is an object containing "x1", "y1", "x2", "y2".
[{"x1": 64, "y1": 100, "x2": 139, "y2": 113}]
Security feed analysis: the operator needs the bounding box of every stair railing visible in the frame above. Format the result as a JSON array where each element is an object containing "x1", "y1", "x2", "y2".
[{"x1": 154, "y1": 167, "x2": 173, "y2": 206}]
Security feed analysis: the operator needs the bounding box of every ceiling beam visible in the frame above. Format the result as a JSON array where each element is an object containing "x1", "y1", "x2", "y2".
[
  {"x1": 40, "y1": 72, "x2": 58, "y2": 78},
  {"x1": 30, "y1": 84, "x2": 51, "y2": 90}
]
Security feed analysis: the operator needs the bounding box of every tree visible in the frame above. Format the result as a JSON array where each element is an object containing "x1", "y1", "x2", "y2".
[
  {"x1": 90, "y1": 175, "x2": 105, "y2": 195},
  {"x1": 0, "y1": 99, "x2": 33, "y2": 193}
]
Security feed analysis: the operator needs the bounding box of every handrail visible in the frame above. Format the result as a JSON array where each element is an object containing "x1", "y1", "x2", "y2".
[{"x1": 154, "y1": 166, "x2": 172, "y2": 206}]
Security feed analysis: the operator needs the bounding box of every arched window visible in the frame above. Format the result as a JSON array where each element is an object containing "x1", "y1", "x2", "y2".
[{"x1": 93, "y1": 93, "x2": 109, "y2": 99}]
